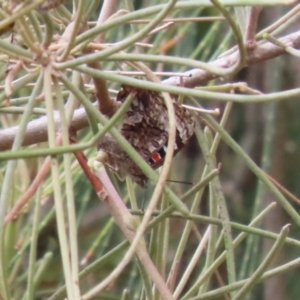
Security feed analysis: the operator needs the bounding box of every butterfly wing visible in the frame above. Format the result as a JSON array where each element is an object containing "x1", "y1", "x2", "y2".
[
  {"x1": 118, "y1": 86, "x2": 195, "y2": 168},
  {"x1": 117, "y1": 86, "x2": 169, "y2": 163},
  {"x1": 98, "y1": 85, "x2": 195, "y2": 187}
]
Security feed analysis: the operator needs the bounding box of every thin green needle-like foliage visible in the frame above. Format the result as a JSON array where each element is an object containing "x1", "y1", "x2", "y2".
[{"x1": 1, "y1": 1, "x2": 300, "y2": 300}]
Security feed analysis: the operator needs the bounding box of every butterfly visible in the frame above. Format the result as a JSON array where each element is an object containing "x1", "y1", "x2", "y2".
[{"x1": 97, "y1": 85, "x2": 195, "y2": 187}]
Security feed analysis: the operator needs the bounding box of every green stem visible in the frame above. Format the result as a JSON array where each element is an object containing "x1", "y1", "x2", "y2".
[
  {"x1": 0, "y1": 72, "x2": 43, "y2": 300},
  {"x1": 43, "y1": 65, "x2": 75, "y2": 300},
  {"x1": 25, "y1": 186, "x2": 42, "y2": 300},
  {"x1": 202, "y1": 113, "x2": 300, "y2": 227},
  {"x1": 232, "y1": 225, "x2": 290, "y2": 300},
  {"x1": 74, "y1": 66, "x2": 300, "y2": 103},
  {"x1": 182, "y1": 203, "x2": 275, "y2": 299}
]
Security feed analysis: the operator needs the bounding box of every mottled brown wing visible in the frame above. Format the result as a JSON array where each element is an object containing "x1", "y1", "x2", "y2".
[
  {"x1": 97, "y1": 134, "x2": 148, "y2": 187},
  {"x1": 117, "y1": 85, "x2": 195, "y2": 169},
  {"x1": 97, "y1": 84, "x2": 195, "y2": 187},
  {"x1": 117, "y1": 85, "x2": 169, "y2": 162}
]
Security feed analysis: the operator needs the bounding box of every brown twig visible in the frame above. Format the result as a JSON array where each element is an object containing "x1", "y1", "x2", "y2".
[
  {"x1": 84, "y1": 166, "x2": 174, "y2": 299},
  {"x1": 266, "y1": 173, "x2": 300, "y2": 206},
  {"x1": 85, "y1": 0, "x2": 118, "y2": 117},
  {"x1": 4, "y1": 156, "x2": 52, "y2": 225},
  {"x1": 4, "y1": 134, "x2": 63, "y2": 225},
  {"x1": 164, "y1": 29, "x2": 300, "y2": 87},
  {"x1": 245, "y1": 6, "x2": 263, "y2": 49},
  {"x1": 85, "y1": 58, "x2": 117, "y2": 118},
  {"x1": 0, "y1": 104, "x2": 91, "y2": 151},
  {"x1": 94, "y1": 0, "x2": 118, "y2": 44},
  {"x1": 73, "y1": 148, "x2": 104, "y2": 194}
]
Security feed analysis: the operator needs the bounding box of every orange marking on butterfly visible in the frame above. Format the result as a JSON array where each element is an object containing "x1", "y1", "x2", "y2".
[{"x1": 151, "y1": 152, "x2": 161, "y2": 163}]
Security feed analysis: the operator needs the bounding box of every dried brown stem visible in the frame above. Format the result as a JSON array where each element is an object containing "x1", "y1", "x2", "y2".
[
  {"x1": 4, "y1": 134, "x2": 63, "y2": 225},
  {"x1": 4, "y1": 156, "x2": 51, "y2": 224},
  {"x1": 86, "y1": 57, "x2": 118, "y2": 118},
  {"x1": 73, "y1": 148, "x2": 104, "y2": 194},
  {"x1": 0, "y1": 104, "x2": 90, "y2": 151},
  {"x1": 86, "y1": 167, "x2": 174, "y2": 300},
  {"x1": 245, "y1": 6, "x2": 263, "y2": 48},
  {"x1": 94, "y1": 0, "x2": 118, "y2": 44},
  {"x1": 84, "y1": 0, "x2": 118, "y2": 117}
]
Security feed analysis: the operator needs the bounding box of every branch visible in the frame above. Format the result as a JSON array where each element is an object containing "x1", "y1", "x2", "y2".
[
  {"x1": 164, "y1": 30, "x2": 300, "y2": 87},
  {"x1": 244, "y1": 6, "x2": 263, "y2": 48},
  {"x1": 1, "y1": 30, "x2": 300, "y2": 151},
  {"x1": 0, "y1": 105, "x2": 90, "y2": 151}
]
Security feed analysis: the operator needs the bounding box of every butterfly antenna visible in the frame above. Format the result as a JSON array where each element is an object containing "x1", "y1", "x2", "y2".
[
  {"x1": 166, "y1": 179, "x2": 194, "y2": 185},
  {"x1": 141, "y1": 188, "x2": 146, "y2": 212}
]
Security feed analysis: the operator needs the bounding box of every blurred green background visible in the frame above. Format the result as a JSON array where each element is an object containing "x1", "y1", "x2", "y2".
[{"x1": 1, "y1": 1, "x2": 300, "y2": 299}]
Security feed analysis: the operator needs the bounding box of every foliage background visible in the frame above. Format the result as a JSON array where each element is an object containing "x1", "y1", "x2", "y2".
[{"x1": 1, "y1": 0, "x2": 300, "y2": 300}]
